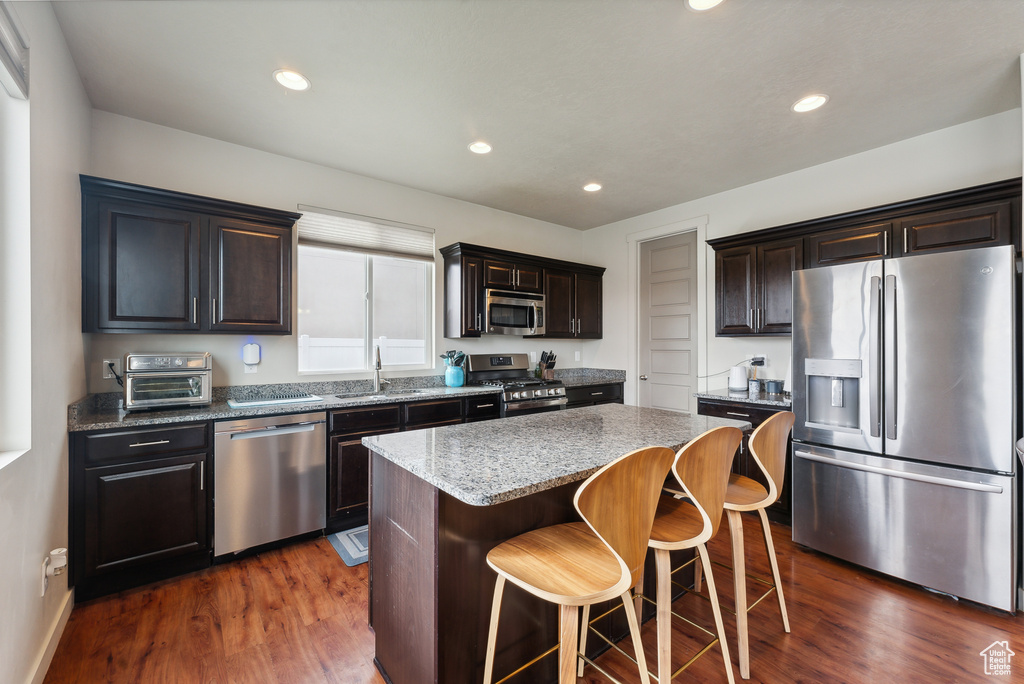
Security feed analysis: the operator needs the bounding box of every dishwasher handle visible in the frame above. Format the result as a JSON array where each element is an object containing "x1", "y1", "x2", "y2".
[{"x1": 223, "y1": 422, "x2": 322, "y2": 440}]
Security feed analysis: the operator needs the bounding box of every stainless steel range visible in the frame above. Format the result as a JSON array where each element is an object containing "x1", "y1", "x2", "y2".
[{"x1": 466, "y1": 353, "x2": 566, "y2": 416}]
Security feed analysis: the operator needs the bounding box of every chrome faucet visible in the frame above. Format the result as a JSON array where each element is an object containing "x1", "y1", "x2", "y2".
[{"x1": 373, "y1": 345, "x2": 389, "y2": 393}]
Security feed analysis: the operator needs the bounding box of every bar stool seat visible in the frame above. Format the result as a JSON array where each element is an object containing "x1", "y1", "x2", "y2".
[
  {"x1": 487, "y1": 522, "x2": 622, "y2": 602},
  {"x1": 483, "y1": 446, "x2": 676, "y2": 684}
]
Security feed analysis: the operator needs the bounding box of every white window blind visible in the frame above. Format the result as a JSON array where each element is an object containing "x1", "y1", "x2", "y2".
[
  {"x1": 0, "y1": 2, "x2": 28, "y2": 99},
  {"x1": 296, "y1": 204, "x2": 435, "y2": 262}
]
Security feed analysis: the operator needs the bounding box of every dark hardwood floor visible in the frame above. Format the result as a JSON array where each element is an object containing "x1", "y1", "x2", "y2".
[{"x1": 45, "y1": 513, "x2": 1024, "y2": 683}]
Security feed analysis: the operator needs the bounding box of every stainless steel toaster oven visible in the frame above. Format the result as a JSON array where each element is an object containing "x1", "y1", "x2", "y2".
[{"x1": 123, "y1": 352, "x2": 212, "y2": 411}]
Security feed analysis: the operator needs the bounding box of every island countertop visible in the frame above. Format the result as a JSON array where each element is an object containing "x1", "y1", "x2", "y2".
[{"x1": 363, "y1": 403, "x2": 749, "y2": 506}]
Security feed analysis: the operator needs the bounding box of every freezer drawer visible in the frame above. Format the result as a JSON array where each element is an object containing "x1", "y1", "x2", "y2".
[{"x1": 792, "y1": 444, "x2": 1016, "y2": 612}]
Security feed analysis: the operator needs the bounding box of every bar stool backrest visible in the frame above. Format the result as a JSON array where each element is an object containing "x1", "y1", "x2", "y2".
[
  {"x1": 673, "y1": 427, "x2": 743, "y2": 543},
  {"x1": 747, "y1": 411, "x2": 796, "y2": 505},
  {"x1": 575, "y1": 446, "x2": 676, "y2": 589}
]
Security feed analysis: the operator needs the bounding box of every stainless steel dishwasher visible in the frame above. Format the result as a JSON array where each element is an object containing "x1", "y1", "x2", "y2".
[{"x1": 214, "y1": 411, "x2": 326, "y2": 556}]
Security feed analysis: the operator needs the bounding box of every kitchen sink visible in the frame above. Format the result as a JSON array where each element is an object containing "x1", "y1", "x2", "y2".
[{"x1": 385, "y1": 389, "x2": 434, "y2": 396}]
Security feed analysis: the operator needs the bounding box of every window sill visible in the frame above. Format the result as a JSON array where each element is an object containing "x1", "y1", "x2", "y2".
[{"x1": 0, "y1": 449, "x2": 30, "y2": 472}]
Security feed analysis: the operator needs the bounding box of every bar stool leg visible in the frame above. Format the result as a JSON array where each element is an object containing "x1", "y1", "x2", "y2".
[
  {"x1": 559, "y1": 604, "x2": 579, "y2": 684},
  {"x1": 622, "y1": 590, "x2": 652, "y2": 684},
  {"x1": 697, "y1": 544, "x2": 736, "y2": 684},
  {"x1": 483, "y1": 575, "x2": 506, "y2": 684},
  {"x1": 757, "y1": 508, "x2": 790, "y2": 632},
  {"x1": 655, "y1": 548, "x2": 672, "y2": 682},
  {"x1": 727, "y1": 509, "x2": 750, "y2": 679},
  {"x1": 694, "y1": 554, "x2": 703, "y2": 593},
  {"x1": 577, "y1": 604, "x2": 590, "y2": 677}
]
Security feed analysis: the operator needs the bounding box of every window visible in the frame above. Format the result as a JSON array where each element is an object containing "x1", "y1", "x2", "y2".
[
  {"x1": 0, "y1": 0, "x2": 29, "y2": 461},
  {"x1": 296, "y1": 207, "x2": 434, "y2": 373}
]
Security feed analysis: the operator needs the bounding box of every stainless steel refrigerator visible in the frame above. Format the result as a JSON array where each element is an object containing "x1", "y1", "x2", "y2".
[{"x1": 791, "y1": 244, "x2": 1017, "y2": 612}]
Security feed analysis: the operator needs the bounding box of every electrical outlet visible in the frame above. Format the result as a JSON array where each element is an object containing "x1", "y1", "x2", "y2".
[
  {"x1": 102, "y1": 358, "x2": 120, "y2": 379},
  {"x1": 244, "y1": 364, "x2": 258, "y2": 374},
  {"x1": 574, "y1": 351, "x2": 581, "y2": 362},
  {"x1": 529, "y1": 351, "x2": 538, "y2": 363}
]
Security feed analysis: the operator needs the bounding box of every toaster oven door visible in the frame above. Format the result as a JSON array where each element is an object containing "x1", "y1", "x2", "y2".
[{"x1": 124, "y1": 371, "x2": 212, "y2": 409}]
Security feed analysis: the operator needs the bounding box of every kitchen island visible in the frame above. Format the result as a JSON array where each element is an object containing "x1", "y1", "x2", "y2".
[{"x1": 364, "y1": 403, "x2": 748, "y2": 684}]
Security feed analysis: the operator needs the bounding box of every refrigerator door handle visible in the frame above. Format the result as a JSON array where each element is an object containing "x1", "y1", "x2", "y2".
[
  {"x1": 884, "y1": 274, "x2": 897, "y2": 440},
  {"x1": 868, "y1": 275, "x2": 881, "y2": 438},
  {"x1": 794, "y1": 450, "x2": 1004, "y2": 494}
]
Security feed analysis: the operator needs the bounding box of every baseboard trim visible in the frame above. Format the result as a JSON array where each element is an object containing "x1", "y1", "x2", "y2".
[{"x1": 28, "y1": 588, "x2": 74, "y2": 684}]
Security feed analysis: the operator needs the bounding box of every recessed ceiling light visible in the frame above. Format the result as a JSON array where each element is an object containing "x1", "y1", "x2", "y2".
[
  {"x1": 687, "y1": 0, "x2": 725, "y2": 10},
  {"x1": 792, "y1": 94, "x2": 829, "y2": 113},
  {"x1": 583, "y1": 183, "x2": 602, "y2": 192},
  {"x1": 273, "y1": 69, "x2": 311, "y2": 91},
  {"x1": 468, "y1": 141, "x2": 492, "y2": 154}
]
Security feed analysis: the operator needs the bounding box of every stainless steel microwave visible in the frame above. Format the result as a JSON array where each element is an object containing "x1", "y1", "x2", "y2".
[
  {"x1": 123, "y1": 352, "x2": 213, "y2": 411},
  {"x1": 485, "y1": 289, "x2": 545, "y2": 336}
]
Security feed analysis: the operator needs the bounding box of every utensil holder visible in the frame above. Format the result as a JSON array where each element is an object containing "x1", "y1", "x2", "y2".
[{"x1": 444, "y1": 362, "x2": 464, "y2": 387}]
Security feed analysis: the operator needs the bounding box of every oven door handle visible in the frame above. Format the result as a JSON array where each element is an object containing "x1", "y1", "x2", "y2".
[{"x1": 504, "y1": 397, "x2": 568, "y2": 413}]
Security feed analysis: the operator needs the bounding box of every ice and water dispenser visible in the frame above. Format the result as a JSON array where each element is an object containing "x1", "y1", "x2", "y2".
[{"x1": 802, "y1": 358, "x2": 863, "y2": 432}]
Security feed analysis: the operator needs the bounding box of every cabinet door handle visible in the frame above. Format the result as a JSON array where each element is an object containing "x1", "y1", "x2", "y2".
[
  {"x1": 211, "y1": 298, "x2": 217, "y2": 326},
  {"x1": 903, "y1": 229, "x2": 909, "y2": 254},
  {"x1": 199, "y1": 461, "x2": 204, "y2": 491},
  {"x1": 129, "y1": 439, "x2": 170, "y2": 448},
  {"x1": 192, "y1": 297, "x2": 197, "y2": 324},
  {"x1": 726, "y1": 411, "x2": 750, "y2": 418},
  {"x1": 571, "y1": 318, "x2": 575, "y2": 334},
  {"x1": 748, "y1": 308, "x2": 753, "y2": 329},
  {"x1": 590, "y1": 391, "x2": 604, "y2": 396},
  {"x1": 639, "y1": 375, "x2": 648, "y2": 381},
  {"x1": 576, "y1": 319, "x2": 581, "y2": 335},
  {"x1": 476, "y1": 403, "x2": 495, "y2": 409},
  {"x1": 476, "y1": 313, "x2": 482, "y2": 330}
]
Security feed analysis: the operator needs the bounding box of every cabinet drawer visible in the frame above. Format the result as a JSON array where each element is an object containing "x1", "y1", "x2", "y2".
[
  {"x1": 465, "y1": 395, "x2": 501, "y2": 420},
  {"x1": 566, "y1": 383, "x2": 623, "y2": 406},
  {"x1": 404, "y1": 399, "x2": 463, "y2": 427},
  {"x1": 83, "y1": 423, "x2": 208, "y2": 466},
  {"x1": 329, "y1": 405, "x2": 401, "y2": 435},
  {"x1": 696, "y1": 400, "x2": 776, "y2": 427}
]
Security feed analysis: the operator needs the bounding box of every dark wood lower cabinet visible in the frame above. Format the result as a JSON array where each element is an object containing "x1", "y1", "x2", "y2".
[
  {"x1": 566, "y1": 382, "x2": 623, "y2": 408},
  {"x1": 328, "y1": 396, "x2": 501, "y2": 532},
  {"x1": 696, "y1": 397, "x2": 792, "y2": 524},
  {"x1": 71, "y1": 422, "x2": 212, "y2": 601}
]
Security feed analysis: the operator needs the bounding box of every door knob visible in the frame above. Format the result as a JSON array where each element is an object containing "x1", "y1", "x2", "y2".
[{"x1": 639, "y1": 375, "x2": 648, "y2": 381}]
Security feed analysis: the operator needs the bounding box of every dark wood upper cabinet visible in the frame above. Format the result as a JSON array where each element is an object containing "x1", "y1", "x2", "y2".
[
  {"x1": 483, "y1": 259, "x2": 543, "y2": 293},
  {"x1": 714, "y1": 239, "x2": 800, "y2": 336},
  {"x1": 806, "y1": 222, "x2": 891, "y2": 268},
  {"x1": 87, "y1": 199, "x2": 203, "y2": 331},
  {"x1": 208, "y1": 217, "x2": 291, "y2": 332},
  {"x1": 897, "y1": 200, "x2": 1014, "y2": 257},
  {"x1": 714, "y1": 245, "x2": 756, "y2": 335},
  {"x1": 711, "y1": 178, "x2": 1020, "y2": 336},
  {"x1": 544, "y1": 268, "x2": 601, "y2": 339},
  {"x1": 440, "y1": 243, "x2": 604, "y2": 339},
  {"x1": 759, "y1": 239, "x2": 802, "y2": 335},
  {"x1": 81, "y1": 175, "x2": 300, "y2": 334}
]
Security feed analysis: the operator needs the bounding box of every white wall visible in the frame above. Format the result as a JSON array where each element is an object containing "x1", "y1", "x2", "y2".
[
  {"x1": 84, "y1": 112, "x2": 593, "y2": 393},
  {"x1": 585, "y1": 109, "x2": 1023, "y2": 405},
  {"x1": 0, "y1": 3, "x2": 91, "y2": 683}
]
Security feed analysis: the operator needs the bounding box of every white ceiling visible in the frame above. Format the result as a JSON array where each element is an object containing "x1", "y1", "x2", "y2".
[{"x1": 49, "y1": 0, "x2": 1024, "y2": 230}]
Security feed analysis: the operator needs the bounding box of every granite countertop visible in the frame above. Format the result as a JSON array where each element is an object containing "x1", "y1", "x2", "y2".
[
  {"x1": 694, "y1": 388, "x2": 792, "y2": 408},
  {"x1": 67, "y1": 367, "x2": 628, "y2": 432},
  {"x1": 68, "y1": 385, "x2": 500, "y2": 432},
  {"x1": 363, "y1": 403, "x2": 749, "y2": 506}
]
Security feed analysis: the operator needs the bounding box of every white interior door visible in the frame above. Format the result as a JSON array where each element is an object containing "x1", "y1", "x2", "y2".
[{"x1": 638, "y1": 231, "x2": 697, "y2": 413}]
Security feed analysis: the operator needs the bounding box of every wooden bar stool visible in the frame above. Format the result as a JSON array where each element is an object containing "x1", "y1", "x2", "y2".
[
  {"x1": 577, "y1": 427, "x2": 741, "y2": 683},
  {"x1": 482, "y1": 445, "x2": 676, "y2": 684},
  {"x1": 695, "y1": 410, "x2": 795, "y2": 679}
]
